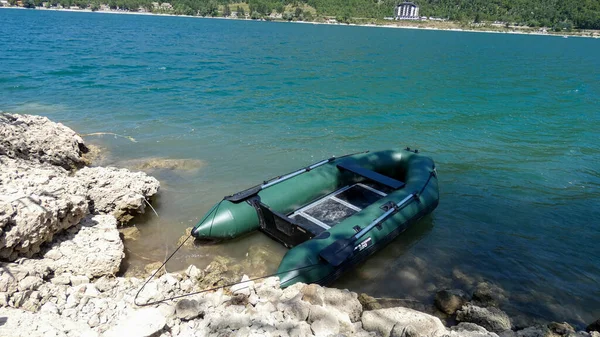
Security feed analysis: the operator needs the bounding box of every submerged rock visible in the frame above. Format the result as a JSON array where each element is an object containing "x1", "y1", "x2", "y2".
[
  {"x1": 200, "y1": 256, "x2": 238, "y2": 289},
  {"x1": 472, "y1": 282, "x2": 507, "y2": 308},
  {"x1": 588, "y1": 319, "x2": 600, "y2": 333},
  {"x1": 358, "y1": 293, "x2": 382, "y2": 311},
  {"x1": 176, "y1": 227, "x2": 196, "y2": 248},
  {"x1": 456, "y1": 304, "x2": 512, "y2": 333},
  {"x1": 122, "y1": 157, "x2": 205, "y2": 172},
  {"x1": 0, "y1": 113, "x2": 89, "y2": 170},
  {"x1": 452, "y1": 268, "x2": 481, "y2": 289},
  {"x1": 81, "y1": 144, "x2": 105, "y2": 166},
  {"x1": 548, "y1": 322, "x2": 575, "y2": 335},
  {"x1": 119, "y1": 226, "x2": 141, "y2": 241},
  {"x1": 435, "y1": 289, "x2": 470, "y2": 315},
  {"x1": 144, "y1": 261, "x2": 166, "y2": 277}
]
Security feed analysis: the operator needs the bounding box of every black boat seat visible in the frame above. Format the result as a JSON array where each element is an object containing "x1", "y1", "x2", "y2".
[
  {"x1": 255, "y1": 202, "x2": 323, "y2": 248},
  {"x1": 337, "y1": 162, "x2": 405, "y2": 190}
]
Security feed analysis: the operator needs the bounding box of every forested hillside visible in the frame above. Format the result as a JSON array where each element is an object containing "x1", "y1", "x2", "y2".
[{"x1": 21, "y1": 0, "x2": 600, "y2": 29}]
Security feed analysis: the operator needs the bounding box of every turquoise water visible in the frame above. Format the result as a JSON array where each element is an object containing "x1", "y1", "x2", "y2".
[{"x1": 1, "y1": 8, "x2": 599, "y2": 326}]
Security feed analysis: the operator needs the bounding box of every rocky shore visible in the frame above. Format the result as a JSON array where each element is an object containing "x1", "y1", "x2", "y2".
[{"x1": 0, "y1": 113, "x2": 598, "y2": 337}]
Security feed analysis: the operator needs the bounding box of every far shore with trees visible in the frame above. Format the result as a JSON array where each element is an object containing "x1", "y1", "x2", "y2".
[{"x1": 4, "y1": 0, "x2": 600, "y2": 36}]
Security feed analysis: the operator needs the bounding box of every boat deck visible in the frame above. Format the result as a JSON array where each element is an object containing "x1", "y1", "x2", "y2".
[{"x1": 288, "y1": 182, "x2": 390, "y2": 233}]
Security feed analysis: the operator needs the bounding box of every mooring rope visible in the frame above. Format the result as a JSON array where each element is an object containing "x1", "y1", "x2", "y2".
[
  {"x1": 133, "y1": 199, "x2": 223, "y2": 305},
  {"x1": 133, "y1": 198, "x2": 321, "y2": 307},
  {"x1": 134, "y1": 262, "x2": 320, "y2": 307}
]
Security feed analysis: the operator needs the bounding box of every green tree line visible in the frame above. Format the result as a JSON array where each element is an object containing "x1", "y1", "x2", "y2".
[{"x1": 31, "y1": 0, "x2": 600, "y2": 29}]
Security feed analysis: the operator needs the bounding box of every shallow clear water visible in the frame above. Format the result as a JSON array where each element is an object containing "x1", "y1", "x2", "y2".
[{"x1": 1, "y1": 8, "x2": 599, "y2": 327}]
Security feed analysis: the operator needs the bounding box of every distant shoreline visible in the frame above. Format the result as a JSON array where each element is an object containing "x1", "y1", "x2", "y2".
[{"x1": 2, "y1": 6, "x2": 599, "y2": 39}]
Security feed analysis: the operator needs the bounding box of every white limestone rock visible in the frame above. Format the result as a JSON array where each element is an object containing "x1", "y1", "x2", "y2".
[
  {"x1": 0, "y1": 260, "x2": 50, "y2": 298},
  {"x1": 277, "y1": 294, "x2": 310, "y2": 322},
  {"x1": 457, "y1": 304, "x2": 512, "y2": 333},
  {"x1": 0, "y1": 113, "x2": 89, "y2": 170},
  {"x1": 17, "y1": 276, "x2": 43, "y2": 292},
  {"x1": 33, "y1": 214, "x2": 124, "y2": 279},
  {"x1": 323, "y1": 287, "x2": 363, "y2": 322},
  {"x1": 231, "y1": 274, "x2": 253, "y2": 296},
  {"x1": 361, "y1": 307, "x2": 447, "y2": 337},
  {"x1": 51, "y1": 273, "x2": 71, "y2": 285},
  {"x1": 254, "y1": 277, "x2": 282, "y2": 303},
  {"x1": 44, "y1": 215, "x2": 125, "y2": 277},
  {"x1": 309, "y1": 305, "x2": 341, "y2": 336},
  {"x1": 185, "y1": 264, "x2": 203, "y2": 281},
  {"x1": 103, "y1": 307, "x2": 167, "y2": 337},
  {"x1": 175, "y1": 299, "x2": 203, "y2": 321},
  {"x1": 0, "y1": 306, "x2": 99, "y2": 337},
  {"x1": 74, "y1": 166, "x2": 160, "y2": 222},
  {"x1": 0, "y1": 157, "x2": 88, "y2": 260},
  {"x1": 301, "y1": 283, "x2": 325, "y2": 306}
]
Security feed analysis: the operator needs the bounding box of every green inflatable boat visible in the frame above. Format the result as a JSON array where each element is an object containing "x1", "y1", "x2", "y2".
[{"x1": 192, "y1": 148, "x2": 439, "y2": 288}]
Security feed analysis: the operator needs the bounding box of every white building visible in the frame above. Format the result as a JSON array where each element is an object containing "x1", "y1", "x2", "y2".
[{"x1": 395, "y1": 2, "x2": 419, "y2": 20}]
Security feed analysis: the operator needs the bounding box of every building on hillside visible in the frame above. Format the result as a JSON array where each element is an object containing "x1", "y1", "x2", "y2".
[
  {"x1": 0, "y1": 0, "x2": 9, "y2": 6},
  {"x1": 152, "y1": 2, "x2": 172, "y2": 10},
  {"x1": 395, "y1": 2, "x2": 419, "y2": 20}
]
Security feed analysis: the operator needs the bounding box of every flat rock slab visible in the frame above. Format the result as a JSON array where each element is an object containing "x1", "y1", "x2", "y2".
[{"x1": 75, "y1": 166, "x2": 159, "y2": 222}]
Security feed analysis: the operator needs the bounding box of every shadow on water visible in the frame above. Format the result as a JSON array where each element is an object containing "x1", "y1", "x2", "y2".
[{"x1": 333, "y1": 214, "x2": 435, "y2": 292}]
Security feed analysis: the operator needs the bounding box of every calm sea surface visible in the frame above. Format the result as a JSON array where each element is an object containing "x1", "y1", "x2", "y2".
[{"x1": 1, "y1": 8, "x2": 599, "y2": 326}]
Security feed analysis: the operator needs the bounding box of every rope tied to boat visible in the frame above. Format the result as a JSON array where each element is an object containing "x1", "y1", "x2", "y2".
[
  {"x1": 133, "y1": 199, "x2": 321, "y2": 307},
  {"x1": 134, "y1": 262, "x2": 320, "y2": 307}
]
